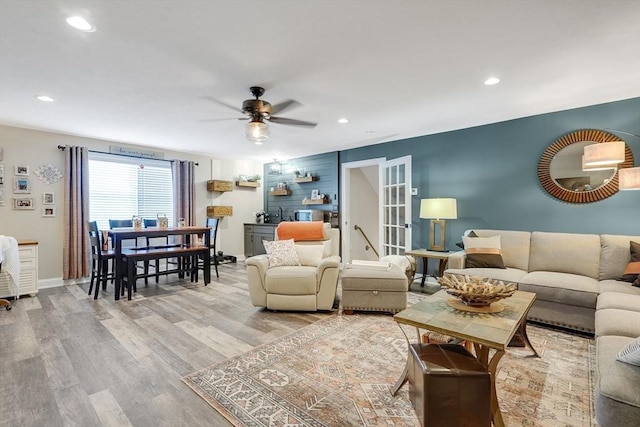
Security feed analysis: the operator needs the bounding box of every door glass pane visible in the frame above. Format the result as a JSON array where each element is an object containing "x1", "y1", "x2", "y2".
[
  {"x1": 398, "y1": 206, "x2": 405, "y2": 226},
  {"x1": 391, "y1": 186, "x2": 397, "y2": 205},
  {"x1": 391, "y1": 207, "x2": 397, "y2": 225},
  {"x1": 391, "y1": 166, "x2": 397, "y2": 185},
  {"x1": 398, "y1": 164, "x2": 405, "y2": 183},
  {"x1": 398, "y1": 184, "x2": 405, "y2": 204},
  {"x1": 391, "y1": 227, "x2": 397, "y2": 247}
]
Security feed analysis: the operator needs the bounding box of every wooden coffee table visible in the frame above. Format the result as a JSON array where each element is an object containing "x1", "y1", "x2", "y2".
[{"x1": 392, "y1": 290, "x2": 539, "y2": 427}]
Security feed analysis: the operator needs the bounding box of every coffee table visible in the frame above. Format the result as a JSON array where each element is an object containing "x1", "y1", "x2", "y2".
[{"x1": 392, "y1": 289, "x2": 539, "y2": 427}]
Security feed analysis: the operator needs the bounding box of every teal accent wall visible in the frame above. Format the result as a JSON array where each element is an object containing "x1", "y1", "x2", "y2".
[
  {"x1": 264, "y1": 152, "x2": 339, "y2": 222},
  {"x1": 340, "y1": 97, "x2": 640, "y2": 251}
]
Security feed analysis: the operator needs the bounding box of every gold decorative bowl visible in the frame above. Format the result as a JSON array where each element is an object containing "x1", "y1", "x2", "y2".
[{"x1": 437, "y1": 275, "x2": 517, "y2": 307}]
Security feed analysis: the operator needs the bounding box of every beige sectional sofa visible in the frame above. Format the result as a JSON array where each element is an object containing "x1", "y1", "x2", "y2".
[{"x1": 444, "y1": 229, "x2": 640, "y2": 426}]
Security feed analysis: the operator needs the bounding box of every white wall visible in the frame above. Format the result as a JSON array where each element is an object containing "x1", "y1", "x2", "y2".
[
  {"x1": 0, "y1": 125, "x2": 263, "y2": 286},
  {"x1": 348, "y1": 166, "x2": 379, "y2": 262}
]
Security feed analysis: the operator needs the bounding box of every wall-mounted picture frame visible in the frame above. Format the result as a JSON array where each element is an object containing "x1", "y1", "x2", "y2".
[
  {"x1": 43, "y1": 192, "x2": 54, "y2": 205},
  {"x1": 43, "y1": 207, "x2": 56, "y2": 217},
  {"x1": 311, "y1": 189, "x2": 320, "y2": 199},
  {"x1": 13, "y1": 197, "x2": 34, "y2": 209},
  {"x1": 14, "y1": 177, "x2": 31, "y2": 193},
  {"x1": 15, "y1": 165, "x2": 29, "y2": 176}
]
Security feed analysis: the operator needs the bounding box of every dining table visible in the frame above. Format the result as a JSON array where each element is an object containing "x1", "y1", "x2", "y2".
[{"x1": 109, "y1": 225, "x2": 211, "y2": 300}]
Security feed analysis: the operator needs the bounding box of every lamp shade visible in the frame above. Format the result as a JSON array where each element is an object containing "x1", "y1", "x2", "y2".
[
  {"x1": 419, "y1": 198, "x2": 457, "y2": 220},
  {"x1": 245, "y1": 120, "x2": 269, "y2": 143},
  {"x1": 619, "y1": 167, "x2": 640, "y2": 190},
  {"x1": 581, "y1": 155, "x2": 617, "y2": 171},
  {"x1": 583, "y1": 141, "x2": 625, "y2": 166}
]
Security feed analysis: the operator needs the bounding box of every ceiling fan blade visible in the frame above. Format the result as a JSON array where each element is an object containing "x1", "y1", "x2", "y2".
[
  {"x1": 203, "y1": 96, "x2": 244, "y2": 114},
  {"x1": 270, "y1": 99, "x2": 302, "y2": 115},
  {"x1": 268, "y1": 116, "x2": 318, "y2": 128},
  {"x1": 198, "y1": 117, "x2": 247, "y2": 123}
]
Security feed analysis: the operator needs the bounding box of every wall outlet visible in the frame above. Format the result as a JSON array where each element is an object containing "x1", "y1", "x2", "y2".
[{"x1": 411, "y1": 187, "x2": 418, "y2": 196}]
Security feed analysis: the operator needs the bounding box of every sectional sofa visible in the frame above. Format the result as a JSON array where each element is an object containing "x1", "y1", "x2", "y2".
[{"x1": 444, "y1": 229, "x2": 640, "y2": 427}]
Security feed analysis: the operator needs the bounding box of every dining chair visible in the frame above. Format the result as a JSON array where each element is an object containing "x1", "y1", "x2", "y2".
[
  {"x1": 195, "y1": 217, "x2": 220, "y2": 280},
  {"x1": 109, "y1": 218, "x2": 153, "y2": 284},
  {"x1": 87, "y1": 221, "x2": 116, "y2": 299}
]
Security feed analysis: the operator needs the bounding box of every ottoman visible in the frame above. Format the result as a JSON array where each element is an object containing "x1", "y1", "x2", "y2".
[
  {"x1": 408, "y1": 343, "x2": 491, "y2": 427},
  {"x1": 341, "y1": 262, "x2": 408, "y2": 314}
]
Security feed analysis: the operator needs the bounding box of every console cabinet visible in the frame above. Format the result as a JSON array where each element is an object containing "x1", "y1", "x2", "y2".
[
  {"x1": 0, "y1": 240, "x2": 38, "y2": 298},
  {"x1": 244, "y1": 224, "x2": 276, "y2": 258}
]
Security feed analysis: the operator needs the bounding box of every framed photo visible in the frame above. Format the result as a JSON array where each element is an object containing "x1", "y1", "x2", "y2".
[
  {"x1": 14, "y1": 177, "x2": 31, "y2": 193},
  {"x1": 15, "y1": 165, "x2": 29, "y2": 176},
  {"x1": 43, "y1": 192, "x2": 54, "y2": 204},
  {"x1": 13, "y1": 197, "x2": 34, "y2": 210},
  {"x1": 43, "y1": 207, "x2": 56, "y2": 217},
  {"x1": 311, "y1": 189, "x2": 320, "y2": 199}
]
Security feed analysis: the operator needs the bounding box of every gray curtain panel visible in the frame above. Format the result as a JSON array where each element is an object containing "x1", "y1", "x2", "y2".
[
  {"x1": 63, "y1": 146, "x2": 90, "y2": 280},
  {"x1": 171, "y1": 160, "x2": 196, "y2": 226}
]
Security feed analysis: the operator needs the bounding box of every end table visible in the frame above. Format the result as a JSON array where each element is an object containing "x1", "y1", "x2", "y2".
[{"x1": 405, "y1": 249, "x2": 455, "y2": 286}]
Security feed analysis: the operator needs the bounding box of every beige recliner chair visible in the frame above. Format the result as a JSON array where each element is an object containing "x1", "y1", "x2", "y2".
[{"x1": 246, "y1": 222, "x2": 340, "y2": 311}]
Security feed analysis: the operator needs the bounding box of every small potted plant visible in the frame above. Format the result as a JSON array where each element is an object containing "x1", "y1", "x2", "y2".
[
  {"x1": 248, "y1": 174, "x2": 261, "y2": 182},
  {"x1": 293, "y1": 170, "x2": 300, "y2": 178}
]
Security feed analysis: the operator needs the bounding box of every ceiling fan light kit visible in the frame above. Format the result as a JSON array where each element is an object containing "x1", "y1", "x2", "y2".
[{"x1": 246, "y1": 119, "x2": 269, "y2": 144}]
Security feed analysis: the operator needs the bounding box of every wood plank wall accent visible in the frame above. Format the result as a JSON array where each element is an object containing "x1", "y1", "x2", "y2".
[{"x1": 264, "y1": 152, "x2": 339, "y2": 222}]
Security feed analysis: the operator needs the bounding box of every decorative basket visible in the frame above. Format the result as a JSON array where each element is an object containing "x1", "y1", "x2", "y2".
[{"x1": 437, "y1": 274, "x2": 517, "y2": 307}]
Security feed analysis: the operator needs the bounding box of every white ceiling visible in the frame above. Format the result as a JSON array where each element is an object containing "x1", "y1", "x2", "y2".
[{"x1": 1, "y1": 1, "x2": 639, "y2": 163}]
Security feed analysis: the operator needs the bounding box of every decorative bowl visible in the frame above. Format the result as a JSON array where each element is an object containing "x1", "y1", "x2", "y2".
[{"x1": 437, "y1": 274, "x2": 517, "y2": 307}]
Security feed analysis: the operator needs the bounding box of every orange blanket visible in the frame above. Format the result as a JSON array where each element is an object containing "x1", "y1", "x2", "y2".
[{"x1": 277, "y1": 222, "x2": 325, "y2": 241}]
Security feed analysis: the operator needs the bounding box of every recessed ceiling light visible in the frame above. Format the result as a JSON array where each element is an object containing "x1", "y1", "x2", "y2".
[
  {"x1": 338, "y1": 118, "x2": 349, "y2": 124},
  {"x1": 36, "y1": 95, "x2": 55, "y2": 102},
  {"x1": 66, "y1": 16, "x2": 96, "y2": 32},
  {"x1": 484, "y1": 77, "x2": 500, "y2": 86}
]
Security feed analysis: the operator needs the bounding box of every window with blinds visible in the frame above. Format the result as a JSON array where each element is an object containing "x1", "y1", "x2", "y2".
[{"x1": 88, "y1": 152, "x2": 174, "y2": 230}]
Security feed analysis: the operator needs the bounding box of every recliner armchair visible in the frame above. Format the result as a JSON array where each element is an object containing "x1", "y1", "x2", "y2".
[{"x1": 246, "y1": 222, "x2": 340, "y2": 311}]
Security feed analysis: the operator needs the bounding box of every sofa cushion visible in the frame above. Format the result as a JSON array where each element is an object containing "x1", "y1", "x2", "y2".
[
  {"x1": 469, "y1": 230, "x2": 531, "y2": 271},
  {"x1": 599, "y1": 280, "x2": 640, "y2": 296},
  {"x1": 599, "y1": 234, "x2": 640, "y2": 280},
  {"x1": 595, "y1": 308, "x2": 640, "y2": 338},
  {"x1": 444, "y1": 267, "x2": 527, "y2": 284},
  {"x1": 455, "y1": 230, "x2": 478, "y2": 249},
  {"x1": 295, "y1": 241, "x2": 331, "y2": 267},
  {"x1": 620, "y1": 241, "x2": 640, "y2": 283},
  {"x1": 616, "y1": 336, "x2": 640, "y2": 366},
  {"x1": 529, "y1": 231, "x2": 600, "y2": 279},
  {"x1": 597, "y1": 292, "x2": 640, "y2": 312},
  {"x1": 518, "y1": 271, "x2": 598, "y2": 308},
  {"x1": 597, "y1": 335, "x2": 640, "y2": 407},
  {"x1": 264, "y1": 239, "x2": 301, "y2": 267},
  {"x1": 462, "y1": 235, "x2": 506, "y2": 268},
  {"x1": 265, "y1": 266, "x2": 317, "y2": 294}
]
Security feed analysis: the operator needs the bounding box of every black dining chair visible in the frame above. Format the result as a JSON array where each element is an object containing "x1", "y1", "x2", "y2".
[
  {"x1": 202, "y1": 217, "x2": 220, "y2": 278},
  {"x1": 109, "y1": 218, "x2": 153, "y2": 284},
  {"x1": 87, "y1": 221, "x2": 116, "y2": 299}
]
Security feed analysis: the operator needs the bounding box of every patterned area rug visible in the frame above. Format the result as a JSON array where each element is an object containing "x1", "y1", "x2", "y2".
[{"x1": 183, "y1": 300, "x2": 596, "y2": 427}]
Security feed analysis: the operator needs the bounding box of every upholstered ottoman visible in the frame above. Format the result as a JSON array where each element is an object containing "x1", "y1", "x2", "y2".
[{"x1": 341, "y1": 262, "x2": 408, "y2": 314}]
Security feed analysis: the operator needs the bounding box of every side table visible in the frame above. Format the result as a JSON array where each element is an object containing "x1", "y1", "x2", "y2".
[{"x1": 405, "y1": 249, "x2": 455, "y2": 286}]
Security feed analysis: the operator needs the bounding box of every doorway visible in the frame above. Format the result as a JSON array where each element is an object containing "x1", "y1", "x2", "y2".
[{"x1": 341, "y1": 156, "x2": 412, "y2": 263}]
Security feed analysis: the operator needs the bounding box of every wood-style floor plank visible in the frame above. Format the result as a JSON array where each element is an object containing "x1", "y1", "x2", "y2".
[{"x1": 0, "y1": 263, "x2": 326, "y2": 427}]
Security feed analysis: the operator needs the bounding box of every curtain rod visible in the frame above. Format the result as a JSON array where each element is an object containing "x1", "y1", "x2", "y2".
[{"x1": 57, "y1": 145, "x2": 199, "y2": 166}]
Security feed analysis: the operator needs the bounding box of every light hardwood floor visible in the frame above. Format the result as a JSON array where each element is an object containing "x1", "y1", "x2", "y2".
[{"x1": 0, "y1": 263, "x2": 332, "y2": 427}]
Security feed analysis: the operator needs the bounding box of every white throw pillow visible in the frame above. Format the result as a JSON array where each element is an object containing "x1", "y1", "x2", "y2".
[
  {"x1": 263, "y1": 239, "x2": 300, "y2": 268},
  {"x1": 616, "y1": 336, "x2": 640, "y2": 366}
]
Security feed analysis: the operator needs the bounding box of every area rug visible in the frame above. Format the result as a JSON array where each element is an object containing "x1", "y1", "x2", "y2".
[{"x1": 183, "y1": 309, "x2": 596, "y2": 427}]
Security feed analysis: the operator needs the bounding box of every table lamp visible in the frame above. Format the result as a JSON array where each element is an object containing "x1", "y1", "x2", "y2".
[{"x1": 420, "y1": 198, "x2": 457, "y2": 251}]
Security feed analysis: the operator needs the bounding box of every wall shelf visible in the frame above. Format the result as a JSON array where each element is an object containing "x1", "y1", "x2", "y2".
[
  {"x1": 236, "y1": 181, "x2": 260, "y2": 188},
  {"x1": 270, "y1": 189, "x2": 292, "y2": 196},
  {"x1": 207, "y1": 180, "x2": 233, "y2": 192},
  {"x1": 302, "y1": 197, "x2": 329, "y2": 205},
  {"x1": 207, "y1": 205, "x2": 233, "y2": 217},
  {"x1": 293, "y1": 176, "x2": 318, "y2": 183}
]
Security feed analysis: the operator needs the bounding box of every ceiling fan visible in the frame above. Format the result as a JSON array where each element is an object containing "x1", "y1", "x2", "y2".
[{"x1": 207, "y1": 86, "x2": 317, "y2": 144}]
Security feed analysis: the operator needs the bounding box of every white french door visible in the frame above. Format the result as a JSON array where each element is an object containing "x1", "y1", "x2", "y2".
[{"x1": 379, "y1": 155, "x2": 412, "y2": 256}]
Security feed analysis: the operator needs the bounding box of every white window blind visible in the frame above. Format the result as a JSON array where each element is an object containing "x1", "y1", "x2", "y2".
[{"x1": 88, "y1": 152, "x2": 174, "y2": 230}]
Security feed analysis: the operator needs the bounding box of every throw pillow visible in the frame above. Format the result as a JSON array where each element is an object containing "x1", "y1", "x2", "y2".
[
  {"x1": 616, "y1": 336, "x2": 640, "y2": 366},
  {"x1": 263, "y1": 239, "x2": 301, "y2": 268},
  {"x1": 455, "y1": 230, "x2": 478, "y2": 250},
  {"x1": 619, "y1": 241, "x2": 640, "y2": 283},
  {"x1": 462, "y1": 235, "x2": 506, "y2": 269}
]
